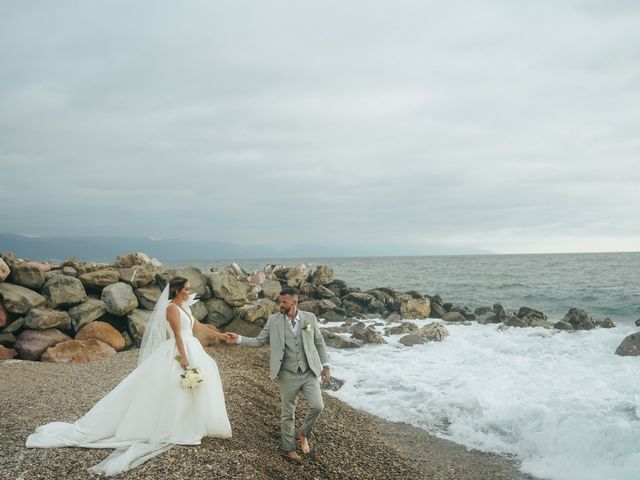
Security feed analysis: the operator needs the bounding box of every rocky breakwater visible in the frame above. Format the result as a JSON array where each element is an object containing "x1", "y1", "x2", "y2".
[{"x1": 0, "y1": 251, "x2": 635, "y2": 363}]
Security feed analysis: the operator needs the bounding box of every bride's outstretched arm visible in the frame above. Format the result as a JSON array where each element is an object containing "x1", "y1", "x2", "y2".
[
  {"x1": 167, "y1": 305, "x2": 189, "y2": 369},
  {"x1": 192, "y1": 319, "x2": 230, "y2": 341}
]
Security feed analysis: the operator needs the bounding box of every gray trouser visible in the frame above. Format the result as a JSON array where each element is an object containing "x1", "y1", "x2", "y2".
[{"x1": 277, "y1": 368, "x2": 324, "y2": 451}]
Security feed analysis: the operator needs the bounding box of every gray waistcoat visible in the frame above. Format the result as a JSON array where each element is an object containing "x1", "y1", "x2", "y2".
[{"x1": 280, "y1": 321, "x2": 310, "y2": 375}]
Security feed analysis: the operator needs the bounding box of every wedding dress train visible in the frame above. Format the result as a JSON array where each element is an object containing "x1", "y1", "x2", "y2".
[{"x1": 26, "y1": 300, "x2": 231, "y2": 476}]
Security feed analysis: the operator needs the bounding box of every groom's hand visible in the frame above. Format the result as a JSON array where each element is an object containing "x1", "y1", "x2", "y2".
[
  {"x1": 226, "y1": 332, "x2": 239, "y2": 344},
  {"x1": 321, "y1": 366, "x2": 331, "y2": 384}
]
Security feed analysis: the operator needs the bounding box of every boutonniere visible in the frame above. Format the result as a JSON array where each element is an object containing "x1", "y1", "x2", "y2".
[{"x1": 304, "y1": 323, "x2": 312, "y2": 332}]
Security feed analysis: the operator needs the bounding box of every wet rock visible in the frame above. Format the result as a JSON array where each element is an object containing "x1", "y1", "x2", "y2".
[
  {"x1": 399, "y1": 334, "x2": 425, "y2": 346},
  {"x1": 352, "y1": 326, "x2": 386, "y2": 345},
  {"x1": 79, "y1": 268, "x2": 120, "y2": 291},
  {"x1": 316, "y1": 284, "x2": 337, "y2": 299},
  {"x1": 76, "y1": 321, "x2": 126, "y2": 351},
  {"x1": 126, "y1": 309, "x2": 151, "y2": 346},
  {"x1": 595, "y1": 317, "x2": 616, "y2": 328},
  {"x1": 322, "y1": 326, "x2": 350, "y2": 334},
  {"x1": 636, "y1": 319, "x2": 640, "y2": 327},
  {"x1": 442, "y1": 312, "x2": 466, "y2": 323},
  {"x1": 493, "y1": 303, "x2": 509, "y2": 322},
  {"x1": 0, "y1": 344, "x2": 17, "y2": 359},
  {"x1": 68, "y1": 299, "x2": 108, "y2": 331},
  {"x1": 429, "y1": 303, "x2": 447, "y2": 319},
  {"x1": 321, "y1": 376, "x2": 344, "y2": 391},
  {"x1": 454, "y1": 306, "x2": 476, "y2": 321},
  {"x1": 24, "y1": 308, "x2": 71, "y2": 331},
  {"x1": 298, "y1": 299, "x2": 339, "y2": 317},
  {"x1": 320, "y1": 310, "x2": 346, "y2": 324},
  {"x1": 311, "y1": 265, "x2": 334, "y2": 285},
  {"x1": 14, "y1": 329, "x2": 71, "y2": 360},
  {"x1": 41, "y1": 338, "x2": 117, "y2": 364},
  {"x1": 563, "y1": 308, "x2": 595, "y2": 330},
  {"x1": 400, "y1": 298, "x2": 431, "y2": 319},
  {"x1": 43, "y1": 275, "x2": 87, "y2": 308},
  {"x1": 134, "y1": 284, "x2": 162, "y2": 310},
  {"x1": 477, "y1": 312, "x2": 499, "y2": 324},
  {"x1": 0, "y1": 283, "x2": 47, "y2": 314},
  {"x1": 554, "y1": 321, "x2": 574, "y2": 331},
  {"x1": 415, "y1": 322, "x2": 449, "y2": 342},
  {"x1": 10, "y1": 261, "x2": 46, "y2": 289},
  {"x1": 504, "y1": 315, "x2": 529, "y2": 328},
  {"x1": 474, "y1": 306, "x2": 494, "y2": 316},
  {"x1": 321, "y1": 330, "x2": 362, "y2": 348},
  {"x1": 615, "y1": 332, "x2": 640, "y2": 357},
  {"x1": 342, "y1": 292, "x2": 386, "y2": 316},
  {"x1": 102, "y1": 282, "x2": 138, "y2": 316},
  {"x1": 385, "y1": 322, "x2": 418, "y2": 336}
]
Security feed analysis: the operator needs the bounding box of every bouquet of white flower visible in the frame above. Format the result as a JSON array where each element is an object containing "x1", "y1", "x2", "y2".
[{"x1": 180, "y1": 367, "x2": 204, "y2": 390}]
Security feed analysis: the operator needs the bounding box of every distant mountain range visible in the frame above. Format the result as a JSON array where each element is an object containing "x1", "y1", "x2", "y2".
[{"x1": 0, "y1": 233, "x2": 493, "y2": 262}]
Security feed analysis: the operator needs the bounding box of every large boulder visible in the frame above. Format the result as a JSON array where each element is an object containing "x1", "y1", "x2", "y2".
[
  {"x1": 79, "y1": 268, "x2": 120, "y2": 291},
  {"x1": 168, "y1": 268, "x2": 208, "y2": 297},
  {"x1": 385, "y1": 322, "x2": 418, "y2": 336},
  {"x1": 68, "y1": 299, "x2": 108, "y2": 331},
  {"x1": 563, "y1": 308, "x2": 595, "y2": 330},
  {"x1": 298, "y1": 299, "x2": 339, "y2": 317},
  {"x1": 208, "y1": 271, "x2": 251, "y2": 307},
  {"x1": 126, "y1": 309, "x2": 152, "y2": 346},
  {"x1": 118, "y1": 266, "x2": 155, "y2": 288},
  {"x1": 114, "y1": 252, "x2": 151, "y2": 269},
  {"x1": 0, "y1": 303, "x2": 6, "y2": 328},
  {"x1": 442, "y1": 311, "x2": 466, "y2": 323},
  {"x1": 14, "y1": 329, "x2": 71, "y2": 360},
  {"x1": 615, "y1": 332, "x2": 640, "y2": 357},
  {"x1": 342, "y1": 292, "x2": 386, "y2": 316},
  {"x1": 0, "y1": 344, "x2": 17, "y2": 359},
  {"x1": 223, "y1": 318, "x2": 262, "y2": 337},
  {"x1": 102, "y1": 282, "x2": 138, "y2": 316},
  {"x1": 554, "y1": 321, "x2": 574, "y2": 331},
  {"x1": 134, "y1": 284, "x2": 162, "y2": 310},
  {"x1": 189, "y1": 301, "x2": 208, "y2": 322},
  {"x1": 352, "y1": 326, "x2": 386, "y2": 345},
  {"x1": 236, "y1": 299, "x2": 279, "y2": 325},
  {"x1": 10, "y1": 261, "x2": 46, "y2": 289},
  {"x1": 41, "y1": 338, "x2": 117, "y2": 364},
  {"x1": 286, "y1": 263, "x2": 312, "y2": 288},
  {"x1": 429, "y1": 303, "x2": 447, "y2": 319},
  {"x1": 261, "y1": 279, "x2": 283, "y2": 301},
  {"x1": 204, "y1": 298, "x2": 235, "y2": 327},
  {"x1": 76, "y1": 321, "x2": 125, "y2": 351},
  {"x1": 321, "y1": 330, "x2": 362, "y2": 348},
  {"x1": 400, "y1": 298, "x2": 431, "y2": 319},
  {"x1": 42, "y1": 276, "x2": 87, "y2": 308},
  {"x1": 24, "y1": 308, "x2": 71, "y2": 331},
  {"x1": 596, "y1": 317, "x2": 616, "y2": 328},
  {"x1": 0, "y1": 283, "x2": 47, "y2": 314},
  {"x1": 399, "y1": 334, "x2": 425, "y2": 346},
  {"x1": 414, "y1": 323, "x2": 449, "y2": 342},
  {"x1": 0, "y1": 257, "x2": 10, "y2": 282},
  {"x1": 311, "y1": 266, "x2": 334, "y2": 285},
  {"x1": 493, "y1": 303, "x2": 509, "y2": 322}
]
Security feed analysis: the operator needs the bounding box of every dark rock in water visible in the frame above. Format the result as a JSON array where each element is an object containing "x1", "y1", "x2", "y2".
[
  {"x1": 442, "y1": 302, "x2": 455, "y2": 312},
  {"x1": 320, "y1": 310, "x2": 346, "y2": 324},
  {"x1": 635, "y1": 319, "x2": 640, "y2": 327},
  {"x1": 400, "y1": 298, "x2": 431, "y2": 319},
  {"x1": 404, "y1": 290, "x2": 424, "y2": 300},
  {"x1": 385, "y1": 322, "x2": 418, "y2": 336},
  {"x1": 504, "y1": 315, "x2": 528, "y2": 328},
  {"x1": 554, "y1": 321, "x2": 574, "y2": 331},
  {"x1": 342, "y1": 292, "x2": 386, "y2": 316},
  {"x1": 399, "y1": 334, "x2": 425, "y2": 346},
  {"x1": 615, "y1": 332, "x2": 640, "y2": 356},
  {"x1": 352, "y1": 326, "x2": 386, "y2": 344},
  {"x1": 563, "y1": 308, "x2": 595, "y2": 330},
  {"x1": 493, "y1": 303, "x2": 509, "y2": 322},
  {"x1": 442, "y1": 312, "x2": 465, "y2": 323},
  {"x1": 477, "y1": 312, "x2": 499, "y2": 324},
  {"x1": 350, "y1": 321, "x2": 367, "y2": 332},
  {"x1": 322, "y1": 326, "x2": 350, "y2": 334},
  {"x1": 316, "y1": 284, "x2": 336, "y2": 299},
  {"x1": 431, "y1": 294, "x2": 444, "y2": 306},
  {"x1": 454, "y1": 306, "x2": 476, "y2": 321},
  {"x1": 321, "y1": 376, "x2": 344, "y2": 391},
  {"x1": 384, "y1": 312, "x2": 402, "y2": 323},
  {"x1": 429, "y1": 303, "x2": 447, "y2": 319},
  {"x1": 595, "y1": 317, "x2": 616, "y2": 328},
  {"x1": 517, "y1": 307, "x2": 547, "y2": 320},
  {"x1": 321, "y1": 330, "x2": 362, "y2": 348},
  {"x1": 414, "y1": 323, "x2": 449, "y2": 342},
  {"x1": 474, "y1": 306, "x2": 494, "y2": 316}
]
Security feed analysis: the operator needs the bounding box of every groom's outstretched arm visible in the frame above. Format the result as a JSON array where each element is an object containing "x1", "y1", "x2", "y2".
[{"x1": 229, "y1": 316, "x2": 271, "y2": 347}]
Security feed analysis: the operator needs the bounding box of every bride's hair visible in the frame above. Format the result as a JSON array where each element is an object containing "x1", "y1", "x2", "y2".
[{"x1": 168, "y1": 276, "x2": 188, "y2": 299}]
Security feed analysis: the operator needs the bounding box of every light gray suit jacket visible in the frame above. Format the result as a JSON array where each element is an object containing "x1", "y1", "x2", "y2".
[{"x1": 240, "y1": 310, "x2": 330, "y2": 380}]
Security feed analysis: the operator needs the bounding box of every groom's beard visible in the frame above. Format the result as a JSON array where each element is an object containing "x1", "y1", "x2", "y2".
[{"x1": 280, "y1": 306, "x2": 289, "y2": 314}]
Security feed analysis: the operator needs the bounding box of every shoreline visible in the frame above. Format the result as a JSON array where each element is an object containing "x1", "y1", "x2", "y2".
[{"x1": 1, "y1": 346, "x2": 534, "y2": 480}]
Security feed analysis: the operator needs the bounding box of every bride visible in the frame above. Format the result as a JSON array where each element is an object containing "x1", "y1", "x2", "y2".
[{"x1": 26, "y1": 276, "x2": 232, "y2": 476}]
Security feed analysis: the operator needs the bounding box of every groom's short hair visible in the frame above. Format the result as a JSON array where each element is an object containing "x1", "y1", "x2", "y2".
[{"x1": 279, "y1": 287, "x2": 298, "y2": 299}]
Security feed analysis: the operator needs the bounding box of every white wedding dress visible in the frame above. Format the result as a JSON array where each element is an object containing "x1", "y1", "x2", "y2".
[{"x1": 26, "y1": 300, "x2": 232, "y2": 476}]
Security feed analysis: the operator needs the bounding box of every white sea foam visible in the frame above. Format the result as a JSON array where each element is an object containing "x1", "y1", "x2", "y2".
[{"x1": 327, "y1": 321, "x2": 640, "y2": 480}]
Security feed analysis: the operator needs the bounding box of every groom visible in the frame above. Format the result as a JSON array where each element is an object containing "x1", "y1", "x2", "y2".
[{"x1": 228, "y1": 287, "x2": 330, "y2": 460}]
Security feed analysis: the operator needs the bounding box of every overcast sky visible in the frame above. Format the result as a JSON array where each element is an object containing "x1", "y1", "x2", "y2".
[{"x1": 1, "y1": 1, "x2": 639, "y2": 255}]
